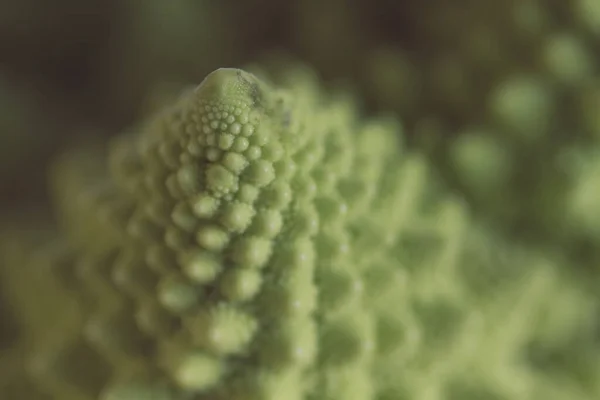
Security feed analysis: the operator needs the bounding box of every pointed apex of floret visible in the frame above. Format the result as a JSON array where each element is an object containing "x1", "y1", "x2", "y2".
[{"x1": 195, "y1": 68, "x2": 267, "y2": 109}]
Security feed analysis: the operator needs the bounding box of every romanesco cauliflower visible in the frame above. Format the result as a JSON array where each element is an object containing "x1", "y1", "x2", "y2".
[{"x1": 1, "y1": 65, "x2": 599, "y2": 400}]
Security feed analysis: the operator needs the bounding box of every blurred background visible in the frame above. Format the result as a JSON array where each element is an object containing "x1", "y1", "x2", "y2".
[{"x1": 0, "y1": 0, "x2": 598, "y2": 235}]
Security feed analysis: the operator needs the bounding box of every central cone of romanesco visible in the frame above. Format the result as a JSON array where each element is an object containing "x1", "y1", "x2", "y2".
[{"x1": 2, "y1": 65, "x2": 600, "y2": 400}]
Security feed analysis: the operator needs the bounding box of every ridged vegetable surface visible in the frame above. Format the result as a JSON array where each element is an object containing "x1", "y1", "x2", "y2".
[{"x1": 1, "y1": 65, "x2": 599, "y2": 400}]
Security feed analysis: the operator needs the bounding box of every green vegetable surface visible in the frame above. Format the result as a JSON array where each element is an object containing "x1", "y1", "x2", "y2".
[{"x1": 1, "y1": 66, "x2": 599, "y2": 400}]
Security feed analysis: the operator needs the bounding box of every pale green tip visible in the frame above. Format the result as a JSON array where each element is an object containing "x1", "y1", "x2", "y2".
[{"x1": 195, "y1": 68, "x2": 266, "y2": 107}]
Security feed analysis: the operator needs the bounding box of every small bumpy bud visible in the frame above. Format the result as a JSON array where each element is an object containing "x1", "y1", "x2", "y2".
[
  {"x1": 172, "y1": 352, "x2": 224, "y2": 392},
  {"x1": 157, "y1": 274, "x2": 200, "y2": 313},
  {"x1": 180, "y1": 249, "x2": 222, "y2": 283},
  {"x1": 219, "y1": 268, "x2": 263, "y2": 302},
  {"x1": 188, "y1": 305, "x2": 257, "y2": 355},
  {"x1": 219, "y1": 201, "x2": 255, "y2": 233},
  {"x1": 230, "y1": 236, "x2": 272, "y2": 268},
  {"x1": 191, "y1": 193, "x2": 219, "y2": 219}
]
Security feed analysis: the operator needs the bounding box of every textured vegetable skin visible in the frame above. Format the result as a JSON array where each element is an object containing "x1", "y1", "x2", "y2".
[{"x1": 0, "y1": 65, "x2": 599, "y2": 400}]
